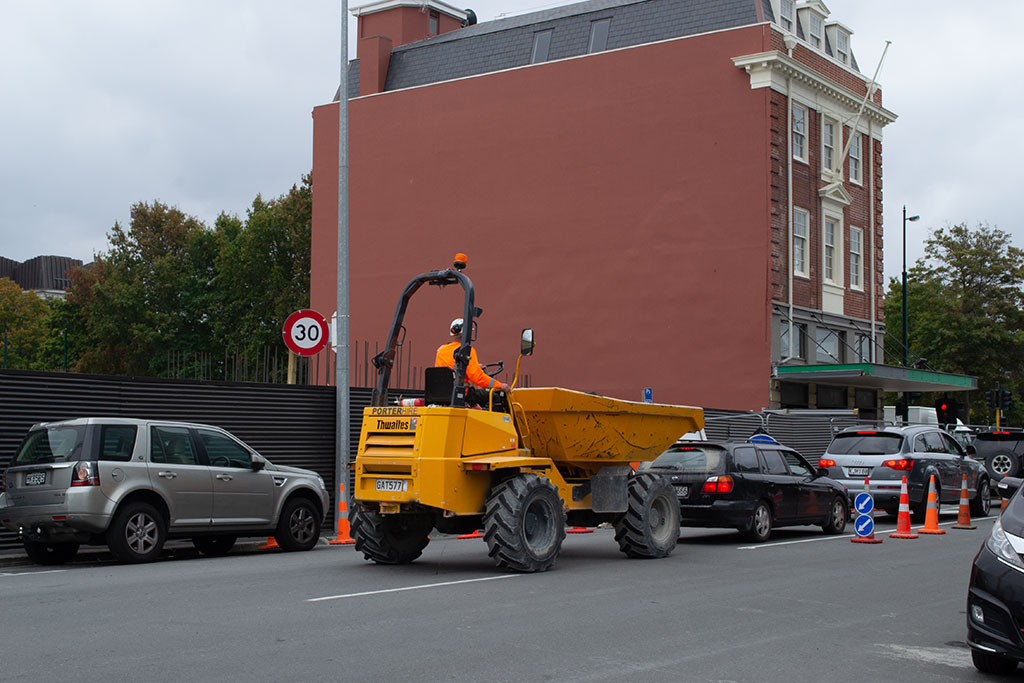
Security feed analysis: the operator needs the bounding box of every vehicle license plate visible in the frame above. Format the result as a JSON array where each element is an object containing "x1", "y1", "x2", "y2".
[
  {"x1": 375, "y1": 478, "x2": 408, "y2": 492},
  {"x1": 847, "y1": 467, "x2": 870, "y2": 477},
  {"x1": 24, "y1": 472, "x2": 46, "y2": 486},
  {"x1": 673, "y1": 485, "x2": 689, "y2": 498}
]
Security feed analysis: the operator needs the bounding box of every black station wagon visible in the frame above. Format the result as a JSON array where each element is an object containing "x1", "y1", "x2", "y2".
[{"x1": 641, "y1": 440, "x2": 848, "y2": 542}]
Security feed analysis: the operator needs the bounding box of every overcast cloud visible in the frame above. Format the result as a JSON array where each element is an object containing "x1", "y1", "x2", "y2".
[{"x1": 2, "y1": 1, "x2": 1021, "y2": 283}]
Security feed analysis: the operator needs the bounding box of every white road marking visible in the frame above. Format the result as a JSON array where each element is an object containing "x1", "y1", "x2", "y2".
[
  {"x1": 876, "y1": 643, "x2": 973, "y2": 669},
  {"x1": 0, "y1": 569, "x2": 67, "y2": 578},
  {"x1": 736, "y1": 515, "x2": 996, "y2": 550},
  {"x1": 307, "y1": 574, "x2": 519, "y2": 602}
]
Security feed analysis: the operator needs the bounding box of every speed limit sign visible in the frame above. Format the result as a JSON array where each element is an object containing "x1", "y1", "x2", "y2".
[{"x1": 283, "y1": 309, "x2": 329, "y2": 356}]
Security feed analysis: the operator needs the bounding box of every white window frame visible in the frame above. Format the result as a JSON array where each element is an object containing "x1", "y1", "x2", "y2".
[
  {"x1": 822, "y1": 214, "x2": 842, "y2": 286},
  {"x1": 808, "y1": 13, "x2": 824, "y2": 49},
  {"x1": 822, "y1": 116, "x2": 837, "y2": 176},
  {"x1": 793, "y1": 207, "x2": 809, "y2": 277},
  {"x1": 849, "y1": 226, "x2": 863, "y2": 291},
  {"x1": 792, "y1": 104, "x2": 807, "y2": 163},
  {"x1": 836, "y1": 29, "x2": 849, "y2": 65},
  {"x1": 848, "y1": 132, "x2": 863, "y2": 185},
  {"x1": 779, "y1": 0, "x2": 794, "y2": 32}
]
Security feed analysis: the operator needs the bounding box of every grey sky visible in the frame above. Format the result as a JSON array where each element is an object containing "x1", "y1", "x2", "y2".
[{"x1": 2, "y1": 1, "x2": 1021, "y2": 284}]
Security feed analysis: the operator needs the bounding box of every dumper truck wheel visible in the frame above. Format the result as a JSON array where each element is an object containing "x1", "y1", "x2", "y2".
[
  {"x1": 483, "y1": 473, "x2": 565, "y2": 573},
  {"x1": 350, "y1": 508, "x2": 432, "y2": 564},
  {"x1": 613, "y1": 473, "x2": 680, "y2": 558}
]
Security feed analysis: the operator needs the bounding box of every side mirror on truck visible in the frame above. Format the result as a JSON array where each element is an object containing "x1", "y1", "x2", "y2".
[{"x1": 521, "y1": 329, "x2": 535, "y2": 357}]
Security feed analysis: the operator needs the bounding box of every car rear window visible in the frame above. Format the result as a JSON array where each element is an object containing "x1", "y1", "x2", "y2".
[
  {"x1": 14, "y1": 426, "x2": 86, "y2": 464},
  {"x1": 828, "y1": 432, "x2": 903, "y2": 455},
  {"x1": 649, "y1": 446, "x2": 725, "y2": 473}
]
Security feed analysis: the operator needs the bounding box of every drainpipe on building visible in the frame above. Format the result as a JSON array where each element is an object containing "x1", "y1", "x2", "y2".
[
  {"x1": 780, "y1": 38, "x2": 797, "y2": 364},
  {"x1": 868, "y1": 119, "x2": 876, "y2": 362}
]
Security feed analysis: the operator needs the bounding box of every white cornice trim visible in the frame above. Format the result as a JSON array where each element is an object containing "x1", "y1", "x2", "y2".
[
  {"x1": 732, "y1": 50, "x2": 898, "y2": 127},
  {"x1": 351, "y1": 0, "x2": 467, "y2": 20}
]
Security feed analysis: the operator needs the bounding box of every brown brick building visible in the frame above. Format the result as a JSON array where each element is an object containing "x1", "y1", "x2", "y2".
[{"x1": 309, "y1": 0, "x2": 974, "y2": 414}]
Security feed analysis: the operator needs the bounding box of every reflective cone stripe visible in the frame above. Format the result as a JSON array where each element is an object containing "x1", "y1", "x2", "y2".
[
  {"x1": 952, "y1": 473, "x2": 977, "y2": 530},
  {"x1": 889, "y1": 475, "x2": 919, "y2": 539},
  {"x1": 330, "y1": 483, "x2": 356, "y2": 545},
  {"x1": 919, "y1": 474, "x2": 946, "y2": 535},
  {"x1": 852, "y1": 476, "x2": 883, "y2": 544}
]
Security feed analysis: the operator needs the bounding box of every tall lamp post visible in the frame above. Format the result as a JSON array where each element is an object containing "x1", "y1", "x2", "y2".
[{"x1": 902, "y1": 205, "x2": 920, "y2": 367}]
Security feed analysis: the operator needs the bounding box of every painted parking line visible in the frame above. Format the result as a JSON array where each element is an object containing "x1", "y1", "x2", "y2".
[
  {"x1": 307, "y1": 574, "x2": 519, "y2": 602},
  {"x1": 0, "y1": 569, "x2": 67, "y2": 578},
  {"x1": 736, "y1": 515, "x2": 997, "y2": 550}
]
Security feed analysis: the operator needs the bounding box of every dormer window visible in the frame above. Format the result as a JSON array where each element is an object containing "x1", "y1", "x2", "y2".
[
  {"x1": 808, "y1": 13, "x2": 823, "y2": 49},
  {"x1": 836, "y1": 30, "x2": 849, "y2": 64},
  {"x1": 825, "y1": 21, "x2": 853, "y2": 66},
  {"x1": 779, "y1": 0, "x2": 795, "y2": 32}
]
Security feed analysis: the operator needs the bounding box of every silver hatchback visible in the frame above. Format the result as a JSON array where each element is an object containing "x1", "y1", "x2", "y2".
[{"x1": 0, "y1": 418, "x2": 330, "y2": 565}]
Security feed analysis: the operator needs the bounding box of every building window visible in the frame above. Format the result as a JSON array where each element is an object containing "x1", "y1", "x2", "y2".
[
  {"x1": 823, "y1": 216, "x2": 840, "y2": 285},
  {"x1": 779, "y1": 0, "x2": 794, "y2": 31},
  {"x1": 792, "y1": 104, "x2": 807, "y2": 162},
  {"x1": 815, "y1": 328, "x2": 841, "y2": 363},
  {"x1": 854, "y1": 333, "x2": 871, "y2": 363},
  {"x1": 822, "y1": 117, "x2": 837, "y2": 174},
  {"x1": 588, "y1": 18, "x2": 611, "y2": 53},
  {"x1": 531, "y1": 30, "x2": 552, "y2": 63},
  {"x1": 428, "y1": 10, "x2": 439, "y2": 35},
  {"x1": 850, "y1": 226, "x2": 863, "y2": 290},
  {"x1": 780, "y1": 322, "x2": 806, "y2": 360},
  {"x1": 836, "y1": 30, "x2": 850, "y2": 64},
  {"x1": 793, "y1": 207, "x2": 809, "y2": 277},
  {"x1": 849, "y1": 133, "x2": 862, "y2": 184},
  {"x1": 808, "y1": 14, "x2": 823, "y2": 49}
]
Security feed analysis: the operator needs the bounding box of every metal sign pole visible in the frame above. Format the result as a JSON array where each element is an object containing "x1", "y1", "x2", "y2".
[{"x1": 334, "y1": 0, "x2": 354, "y2": 543}]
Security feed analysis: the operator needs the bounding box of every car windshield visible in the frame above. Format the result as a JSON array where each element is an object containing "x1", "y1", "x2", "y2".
[
  {"x1": 828, "y1": 432, "x2": 903, "y2": 455},
  {"x1": 14, "y1": 426, "x2": 87, "y2": 464},
  {"x1": 649, "y1": 445, "x2": 725, "y2": 473}
]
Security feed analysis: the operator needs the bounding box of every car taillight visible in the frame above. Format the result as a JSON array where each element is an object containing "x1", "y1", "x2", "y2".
[
  {"x1": 881, "y1": 458, "x2": 913, "y2": 471},
  {"x1": 819, "y1": 459, "x2": 836, "y2": 468},
  {"x1": 702, "y1": 475, "x2": 734, "y2": 494},
  {"x1": 70, "y1": 461, "x2": 100, "y2": 487}
]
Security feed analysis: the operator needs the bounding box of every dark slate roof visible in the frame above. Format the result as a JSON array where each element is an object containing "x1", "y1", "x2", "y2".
[
  {"x1": 370, "y1": 0, "x2": 762, "y2": 92},
  {"x1": 0, "y1": 255, "x2": 83, "y2": 292}
]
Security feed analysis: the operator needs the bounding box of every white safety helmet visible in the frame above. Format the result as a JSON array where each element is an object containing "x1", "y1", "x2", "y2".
[{"x1": 450, "y1": 318, "x2": 464, "y2": 335}]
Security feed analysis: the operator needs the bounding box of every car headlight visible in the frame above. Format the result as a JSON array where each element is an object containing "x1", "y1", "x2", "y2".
[
  {"x1": 986, "y1": 517, "x2": 1024, "y2": 570},
  {"x1": 317, "y1": 476, "x2": 327, "y2": 491}
]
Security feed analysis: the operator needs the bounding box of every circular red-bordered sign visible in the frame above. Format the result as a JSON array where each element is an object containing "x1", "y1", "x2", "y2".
[{"x1": 283, "y1": 309, "x2": 330, "y2": 356}]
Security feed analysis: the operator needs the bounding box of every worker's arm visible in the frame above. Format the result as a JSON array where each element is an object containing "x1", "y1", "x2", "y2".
[{"x1": 466, "y1": 347, "x2": 502, "y2": 390}]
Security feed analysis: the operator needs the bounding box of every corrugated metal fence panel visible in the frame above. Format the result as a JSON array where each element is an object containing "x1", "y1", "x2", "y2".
[
  {"x1": 702, "y1": 409, "x2": 863, "y2": 461},
  {"x1": 0, "y1": 370, "x2": 399, "y2": 552}
]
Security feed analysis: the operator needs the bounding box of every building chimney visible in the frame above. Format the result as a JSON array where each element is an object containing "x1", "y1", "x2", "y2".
[{"x1": 352, "y1": 0, "x2": 468, "y2": 95}]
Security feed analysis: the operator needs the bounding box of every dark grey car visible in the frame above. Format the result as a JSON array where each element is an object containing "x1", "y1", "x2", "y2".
[
  {"x1": 0, "y1": 418, "x2": 330, "y2": 565},
  {"x1": 818, "y1": 425, "x2": 990, "y2": 521}
]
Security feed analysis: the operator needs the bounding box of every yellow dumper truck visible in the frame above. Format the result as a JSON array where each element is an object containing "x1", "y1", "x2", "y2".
[{"x1": 349, "y1": 256, "x2": 704, "y2": 572}]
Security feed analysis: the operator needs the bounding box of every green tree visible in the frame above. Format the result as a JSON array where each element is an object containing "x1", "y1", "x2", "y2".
[
  {"x1": 884, "y1": 223, "x2": 1024, "y2": 424},
  {"x1": 0, "y1": 277, "x2": 50, "y2": 369}
]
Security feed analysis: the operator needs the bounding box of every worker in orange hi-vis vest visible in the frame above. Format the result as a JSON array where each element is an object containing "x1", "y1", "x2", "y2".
[{"x1": 435, "y1": 318, "x2": 508, "y2": 406}]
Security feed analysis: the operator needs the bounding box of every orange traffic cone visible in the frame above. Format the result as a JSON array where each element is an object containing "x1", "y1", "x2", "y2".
[
  {"x1": 458, "y1": 529, "x2": 485, "y2": 539},
  {"x1": 329, "y1": 486, "x2": 356, "y2": 545},
  {"x1": 566, "y1": 526, "x2": 594, "y2": 534},
  {"x1": 260, "y1": 536, "x2": 279, "y2": 549},
  {"x1": 919, "y1": 475, "x2": 946, "y2": 535},
  {"x1": 851, "y1": 476, "x2": 883, "y2": 544},
  {"x1": 889, "y1": 476, "x2": 919, "y2": 539},
  {"x1": 952, "y1": 473, "x2": 977, "y2": 530}
]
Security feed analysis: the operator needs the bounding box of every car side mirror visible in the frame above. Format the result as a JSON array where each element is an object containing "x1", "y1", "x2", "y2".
[
  {"x1": 997, "y1": 476, "x2": 1022, "y2": 500},
  {"x1": 521, "y1": 328, "x2": 535, "y2": 357},
  {"x1": 251, "y1": 454, "x2": 266, "y2": 472},
  {"x1": 816, "y1": 467, "x2": 829, "y2": 478},
  {"x1": 966, "y1": 444, "x2": 977, "y2": 457}
]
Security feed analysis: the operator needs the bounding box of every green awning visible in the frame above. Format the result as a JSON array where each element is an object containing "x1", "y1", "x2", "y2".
[{"x1": 774, "y1": 363, "x2": 977, "y2": 393}]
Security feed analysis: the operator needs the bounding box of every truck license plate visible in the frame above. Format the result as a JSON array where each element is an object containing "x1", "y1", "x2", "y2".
[
  {"x1": 375, "y1": 478, "x2": 408, "y2": 492},
  {"x1": 25, "y1": 472, "x2": 46, "y2": 486},
  {"x1": 673, "y1": 485, "x2": 689, "y2": 498}
]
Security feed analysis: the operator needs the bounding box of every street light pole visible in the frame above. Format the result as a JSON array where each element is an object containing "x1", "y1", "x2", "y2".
[{"x1": 901, "y1": 205, "x2": 919, "y2": 368}]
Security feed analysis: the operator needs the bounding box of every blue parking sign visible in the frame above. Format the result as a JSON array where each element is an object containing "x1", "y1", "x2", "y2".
[
  {"x1": 643, "y1": 387, "x2": 653, "y2": 403},
  {"x1": 854, "y1": 514, "x2": 874, "y2": 537},
  {"x1": 854, "y1": 492, "x2": 874, "y2": 515}
]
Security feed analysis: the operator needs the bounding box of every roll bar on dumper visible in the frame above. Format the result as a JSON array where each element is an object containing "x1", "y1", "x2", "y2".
[{"x1": 350, "y1": 254, "x2": 702, "y2": 573}]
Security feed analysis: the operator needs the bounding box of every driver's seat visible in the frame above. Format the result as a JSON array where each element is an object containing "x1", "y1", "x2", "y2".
[{"x1": 424, "y1": 367, "x2": 454, "y2": 406}]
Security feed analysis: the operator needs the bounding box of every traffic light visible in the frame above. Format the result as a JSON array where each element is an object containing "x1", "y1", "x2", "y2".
[
  {"x1": 935, "y1": 397, "x2": 957, "y2": 425},
  {"x1": 987, "y1": 390, "x2": 997, "y2": 408},
  {"x1": 1000, "y1": 389, "x2": 1013, "y2": 411}
]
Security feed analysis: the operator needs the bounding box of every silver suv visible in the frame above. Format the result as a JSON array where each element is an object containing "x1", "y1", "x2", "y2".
[{"x1": 0, "y1": 418, "x2": 330, "y2": 565}]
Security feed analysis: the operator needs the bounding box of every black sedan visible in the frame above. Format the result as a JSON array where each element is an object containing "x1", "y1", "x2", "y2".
[
  {"x1": 641, "y1": 439, "x2": 848, "y2": 542},
  {"x1": 967, "y1": 476, "x2": 1024, "y2": 674}
]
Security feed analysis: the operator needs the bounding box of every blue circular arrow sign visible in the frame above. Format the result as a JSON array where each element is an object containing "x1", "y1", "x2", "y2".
[
  {"x1": 854, "y1": 514, "x2": 875, "y2": 537},
  {"x1": 854, "y1": 492, "x2": 874, "y2": 515}
]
